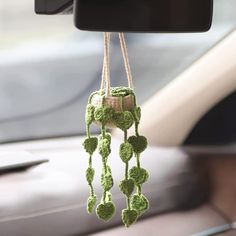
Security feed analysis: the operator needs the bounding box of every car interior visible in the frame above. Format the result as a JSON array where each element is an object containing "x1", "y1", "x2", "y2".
[{"x1": 0, "y1": 0, "x2": 235, "y2": 235}]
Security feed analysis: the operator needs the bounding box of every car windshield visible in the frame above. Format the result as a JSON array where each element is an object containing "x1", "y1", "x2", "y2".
[{"x1": 0, "y1": 0, "x2": 235, "y2": 143}]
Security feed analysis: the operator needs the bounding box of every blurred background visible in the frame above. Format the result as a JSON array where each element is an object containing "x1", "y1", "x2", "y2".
[{"x1": 0, "y1": 0, "x2": 235, "y2": 143}]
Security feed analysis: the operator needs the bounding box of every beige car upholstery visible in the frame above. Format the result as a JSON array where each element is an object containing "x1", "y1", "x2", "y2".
[
  {"x1": 0, "y1": 137, "x2": 205, "y2": 236},
  {"x1": 115, "y1": 30, "x2": 236, "y2": 146},
  {"x1": 93, "y1": 205, "x2": 227, "y2": 236}
]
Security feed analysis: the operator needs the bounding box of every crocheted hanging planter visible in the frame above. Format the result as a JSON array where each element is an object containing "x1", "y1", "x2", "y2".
[
  {"x1": 83, "y1": 32, "x2": 149, "y2": 227},
  {"x1": 90, "y1": 87, "x2": 136, "y2": 128}
]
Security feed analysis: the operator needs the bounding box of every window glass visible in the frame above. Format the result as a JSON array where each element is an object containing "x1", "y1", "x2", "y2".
[{"x1": 0, "y1": 0, "x2": 235, "y2": 143}]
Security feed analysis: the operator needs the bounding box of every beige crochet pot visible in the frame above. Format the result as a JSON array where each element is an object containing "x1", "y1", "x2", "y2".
[{"x1": 90, "y1": 93, "x2": 135, "y2": 128}]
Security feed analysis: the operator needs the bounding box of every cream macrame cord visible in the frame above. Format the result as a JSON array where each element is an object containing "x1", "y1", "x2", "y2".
[
  {"x1": 101, "y1": 32, "x2": 134, "y2": 96},
  {"x1": 100, "y1": 32, "x2": 111, "y2": 96},
  {"x1": 119, "y1": 33, "x2": 133, "y2": 89}
]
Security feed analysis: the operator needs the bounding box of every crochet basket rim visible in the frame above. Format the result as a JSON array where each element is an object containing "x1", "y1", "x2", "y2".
[
  {"x1": 90, "y1": 93, "x2": 135, "y2": 111},
  {"x1": 90, "y1": 94, "x2": 136, "y2": 128}
]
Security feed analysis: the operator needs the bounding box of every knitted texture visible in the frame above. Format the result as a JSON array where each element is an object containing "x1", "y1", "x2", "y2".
[
  {"x1": 129, "y1": 166, "x2": 149, "y2": 185},
  {"x1": 94, "y1": 106, "x2": 113, "y2": 125},
  {"x1": 83, "y1": 137, "x2": 98, "y2": 155},
  {"x1": 87, "y1": 195, "x2": 97, "y2": 214},
  {"x1": 119, "y1": 179, "x2": 135, "y2": 196},
  {"x1": 119, "y1": 142, "x2": 133, "y2": 163},
  {"x1": 86, "y1": 167, "x2": 95, "y2": 184},
  {"x1": 131, "y1": 194, "x2": 149, "y2": 216},
  {"x1": 132, "y1": 106, "x2": 141, "y2": 123},
  {"x1": 83, "y1": 87, "x2": 150, "y2": 227},
  {"x1": 96, "y1": 202, "x2": 116, "y2": 221},
  {"x1": 101, "y1": 171, "x2": 114, "y2": 191},
  {"x1": 113, "y1": 111, "x2": 134, "y2": 131},
  {"x1": 99, "y1": 133, "x2": 111, "y2": 145},
  {"x1": 122, "y1": 209, "x2": 138, "y2": 227},
  {"x1": 99, "y1": 138, "x2": 111, "y2": 158},
  {"x1": 128, "y1": 135, "x2": 148, "y2": 154},
  {"x1": 86, "y1": 104, "x2": 95, "y2": 125}
]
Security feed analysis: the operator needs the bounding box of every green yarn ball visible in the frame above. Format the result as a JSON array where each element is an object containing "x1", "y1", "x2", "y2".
[
  {"x1": 113, "y1": 111, "x2": 134, "y2": 131},
  {"x1": 129, "y1": 167, "x2": 149, "y2": 185},
  {"x1": 101, "y1": 172, "x2": 114, "y2": 191},
  {"x1": 119, "y1": 142, "x2": 133, "y2": 163},
  {"x1": 131, "y1": 194, "x2": 149, "y2": 215},
  {"x1": 83, "y1": 137, "x2": 98, "y2": 155},
  {"x1": 86, "y1": 104, "x2": 95, "y2": 125},
  {"x1": 86, "y1": 167, "x2": 95, "y2": 185},
  {"x1": 96, "y1": 202, "x2": 116, "y2": 221},
  {"x1": 94, "y1": 106, "x2": 114, "y2": 125},
  {"x1": 99, "y1": 138, "x2": 111, "y2": 158},
  {"x1": 128, "y1": 135, "x2": 148, "y2": 154},
  {"x1": 87, "y1": 195, "x2": 97, "y2": 214},
  {"x1": 122, "y1": 209, "x2": 138, "y2": 227},
  {"x1": 119, "y1": 179, "x2": 135, "y2": 196},
  {"x1": 132, "y1": 107, "x2": 141, "y2": 123}
]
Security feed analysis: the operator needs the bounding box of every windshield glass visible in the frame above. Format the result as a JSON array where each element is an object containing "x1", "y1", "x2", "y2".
[{"x1": 0, "y1": 0, "x2": 235, "y2": 143}]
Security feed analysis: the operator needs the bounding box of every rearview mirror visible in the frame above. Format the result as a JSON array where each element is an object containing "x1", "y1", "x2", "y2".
[{"x1": 35, "y1": 0, "x2": 213, "y2": 32}]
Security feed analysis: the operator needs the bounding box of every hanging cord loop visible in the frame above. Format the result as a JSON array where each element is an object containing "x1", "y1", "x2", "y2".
[
  {"x1": 119, "y1": 33, "x2": 134, "y2": 89},
  {"x1": 101, "y1": 32, "x2": 134, "y2": 97},
  {"x1": 100, "y1": 32, "x2": 111, "y2": 96}
]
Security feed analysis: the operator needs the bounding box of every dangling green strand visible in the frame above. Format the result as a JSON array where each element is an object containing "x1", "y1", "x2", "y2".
[
  {"x1": 83, "y1": 103, "x2": 98, "y2": 214},
  {"x1": 114, "y1": 91, "x2": 138, "y2": 227},
  {"x1": 129, "y1": 104, "x2": 149, "y2": 218},
  {"x1": 95, "y1": 96, "x2": 116, "y2": 221}
]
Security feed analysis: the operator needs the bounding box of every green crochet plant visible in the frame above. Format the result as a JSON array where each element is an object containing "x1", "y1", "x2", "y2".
[{"x1": 83, "y1": 87, "x2": 149, "y2": 227}]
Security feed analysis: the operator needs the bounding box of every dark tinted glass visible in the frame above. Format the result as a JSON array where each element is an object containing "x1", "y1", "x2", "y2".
[
  {"x1": 35, "y1": 0, "x2": 73, "y2": 14},
  {"x1": 75, "y1": 0, "x2": 213, "y2": 32}
]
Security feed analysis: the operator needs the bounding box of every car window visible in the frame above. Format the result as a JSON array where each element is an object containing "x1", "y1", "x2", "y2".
[{"x1": 0, "y1": 0, "x2": 235, "y2": 143}]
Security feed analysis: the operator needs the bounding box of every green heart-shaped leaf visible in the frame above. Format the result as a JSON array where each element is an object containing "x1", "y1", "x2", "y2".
[
  {"x1": 119, "y1": 179, "x2": 135, "y2": 196},
  {"x1": 94, "y1": 106, "x2": 114, "y2": 125},
  {"x1": 98, "y1": 138, "x2": 111, "y2": 158},
  {"x1": 96, "y1": 202, "x2": 116, "y2": 221},
  {"x1": 131, "y1": 194, "x2": 149, "y2": 215},
  {"x1": 105, "y1": 191, "x2": 112, "y2": 202},
  {"x1": 119, "y1": 142, "x2": 133, "y2": 163},
  {"x1": 86, "y1": 167, "x2": 95, "y2": 184},
  {"x1": 128, "y1": 136, "x2": 147, "y2": 154},
  {"x1": 122, "y1": 209, "x2": 138, "y2": 227},
  {"x1": 113, "y1": 111, "x2": 134, "y2": 131},
  {"x1": 99, "y1": 133, "x2": 111, "y2": 145},
  {"x1": 132, "y1": 107, "x2": 141, "y2": 123},
  {"x1": 87, "y1": 195, "x2": 97, "y2": 214},
  {"x1": 83, "y1": 137, "x2": 98, "y2": 155},
  {"x1": 86, "y1": 104, "x2": 95, "y2": 125},
  {"x1": 101, "y1": 173, "x2": 114, "y2": 191},
  {"x1": 123, "y1": 111, "x2": 134, "y2": 130},
  {"x1": 129, "y1": 167, "x2": 149, "y2": 185}
]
